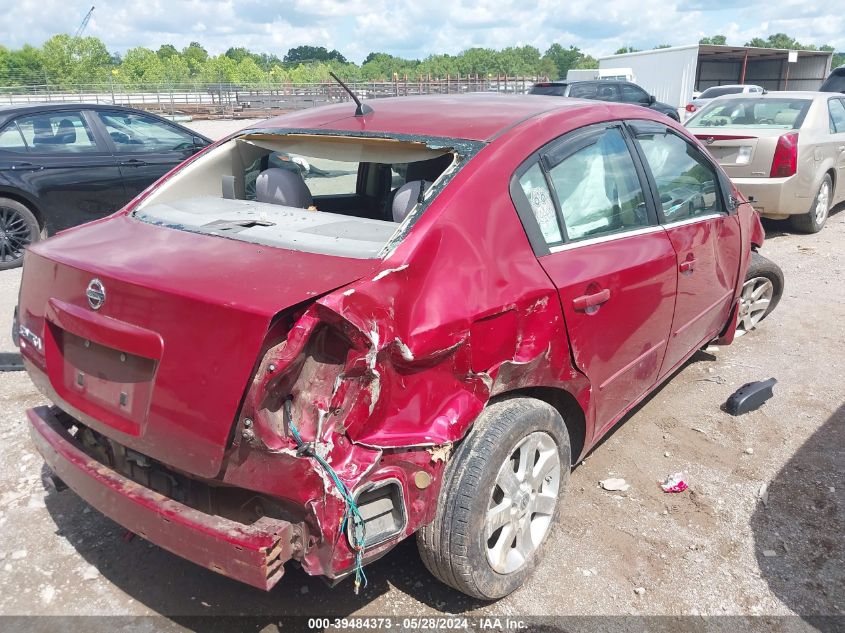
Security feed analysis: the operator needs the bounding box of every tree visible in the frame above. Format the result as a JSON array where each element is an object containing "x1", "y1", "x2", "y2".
[
  {"x1": 225, "y1": 47, "x2": 253, "y2": 64},
  {"x1": 157, "y1": 44, "x2": 179, "y2": 60},
  {"x1": 41, "y1": 34, "x2": 111, "y2": 88},
  {"x1": 654, "y1": 44, "x2": 672, "y2": 49},
  {"x1": 182, "y1": 42, "x2": 208, "y2": 76},
  {"x1": 699, "y1": 35, "x2": 727, "y2": 45},
  {"x1": 284, "y1": 46, "x2": 347, "y2": 65},
  {"x1": 744, "y1": 34, "x2": 808, "y2": 50},
  {"x1": 614, "y1": 46, "x2": 640, "y2": 54},
  {"x1": 543, "y1": 43, "x2": 588, "y2": 80},
  {"x1": 235, "y1": 57, "x2": 266, "y2": 85},
  {"x1": 119, "y1": 47, "x2": 166, "y2": 86},
  {"x1": 199, "y1": 55, "x2": 238, "y2": 85},
  {"x1": 0, "y1": 44, "x2": 45, "y2": 85}
]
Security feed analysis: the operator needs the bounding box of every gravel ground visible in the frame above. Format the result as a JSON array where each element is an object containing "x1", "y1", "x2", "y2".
[{"x1": 0, "y1": 120, "x2": 841, "y2": 625}]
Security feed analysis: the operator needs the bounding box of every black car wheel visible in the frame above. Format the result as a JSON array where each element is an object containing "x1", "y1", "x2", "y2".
[
  {"x1": 417, "y1": 397, "x2": 571, "y2": 599},
  {"x1": 0, "y1": 198, "x2": 40, "y2": 271}
]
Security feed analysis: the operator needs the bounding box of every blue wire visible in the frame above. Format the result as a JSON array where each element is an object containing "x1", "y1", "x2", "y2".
[{"x1": 284, "y1": 400, "x2": 368, "y2": 593}]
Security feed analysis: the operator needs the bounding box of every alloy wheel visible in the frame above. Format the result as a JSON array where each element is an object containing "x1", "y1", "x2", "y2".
[
  {"x1": 736, "y1": 276, "x2": 774, "y2": 337},
  {"x1": 0, "y1": 206, "x2": 33, "y2": 265},
  {"x1": 815, "y1": 180, "x2": 831, "y2": 226},
  {"x1": 485, "y1": 431, "x2": 560, "y2": 574}
]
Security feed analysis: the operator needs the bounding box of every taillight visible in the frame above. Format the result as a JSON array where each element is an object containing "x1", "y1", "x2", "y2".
[
  {"x1": 685, "y1": 103, "x2": 696, "y2": 113},
  {"x1": 770, "y1": 132, "x2": 798, "y2": 178}
]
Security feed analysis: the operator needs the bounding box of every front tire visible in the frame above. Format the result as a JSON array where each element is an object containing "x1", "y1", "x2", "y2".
[
  {"x1": 417, "y1": 397, "x2": 571, "y2": 600},
  {"x1": 736, "y1": 252, "x2": 784, "y2": 337},
  {"x1": 0, "y1": 197, "x2": 40, "y2": 270},
  {"x1": 791, "y1": 174, "x2": 831, "y2": 234}
]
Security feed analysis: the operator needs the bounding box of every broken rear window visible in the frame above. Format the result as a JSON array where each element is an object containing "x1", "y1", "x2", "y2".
[{"x1": 134, "y1": 131, "x2": 480, "y2": 259}]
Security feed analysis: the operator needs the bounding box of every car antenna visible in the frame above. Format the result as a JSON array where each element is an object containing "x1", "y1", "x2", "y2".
[{"x1": 329, "y1": 71, "x2": 373, "y2": 116}]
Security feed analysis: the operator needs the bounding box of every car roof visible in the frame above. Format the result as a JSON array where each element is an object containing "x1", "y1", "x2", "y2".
[{"x1": 257, "y1": 94, "x2": 595, "y2": 142}]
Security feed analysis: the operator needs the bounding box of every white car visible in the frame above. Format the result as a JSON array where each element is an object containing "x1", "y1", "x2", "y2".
[{"x1": 686, "y1": 84, "x2": 765, "y2": 116}]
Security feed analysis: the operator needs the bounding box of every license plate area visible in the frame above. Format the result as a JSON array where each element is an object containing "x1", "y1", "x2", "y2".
[{"x1": 56, "y1": 328, "x2": 156, "y2": 433}]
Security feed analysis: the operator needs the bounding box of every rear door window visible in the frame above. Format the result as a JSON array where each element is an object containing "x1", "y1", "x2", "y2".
[
  {"x1": 546, "y1": 126, "x2": 650, "y2": 241},
  {"x1": 569, "y1": 83, "x2": 599, "y2": 99},
  {"x1": 15, "y1": 112, "x2": 98, "y2": 153}
]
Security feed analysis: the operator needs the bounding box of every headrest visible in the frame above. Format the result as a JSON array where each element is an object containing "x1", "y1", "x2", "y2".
[
  {"x1": 392, "y1": 180, "x2": 430, "y2": 223},
  {"x1": 255, "y1": 168, "x2": 313, "y2": 208},
  {"x1": 54, "y1": 118, "x2": 77, "y2": 144},
  {"x1": 773, "y1": 110, "x2": 798, "y2": 126}
]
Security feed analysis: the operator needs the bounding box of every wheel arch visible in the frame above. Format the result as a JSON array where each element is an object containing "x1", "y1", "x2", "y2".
[
  {"x1": 0, "y1": 188, "x2": 44, "y2": 229},
  {"x1": 490, "y1": 386, "x2": 587, "y2": 464}
]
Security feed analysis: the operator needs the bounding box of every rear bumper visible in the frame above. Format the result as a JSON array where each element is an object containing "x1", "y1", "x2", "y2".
[
  {"x1": 27, "y1": 405, "x2": 302, "y2": 590},
  {"x1": 732, "y1": 176, "x2": 809, "y2": 218}
]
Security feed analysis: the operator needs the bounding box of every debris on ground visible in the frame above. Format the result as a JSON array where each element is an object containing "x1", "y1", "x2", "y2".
[
  {"x1": 634, "y1": 587, "x2": 646, "y2": 595},
  {"x1": 599, "y1": 478, "x2": 630, "y2": 492},
  {"x1": 762, "y1": 549, "x2": 778, "y2": 557},
  {"x1": 724, "y1": 378, "x2": 777, "y2": 415},
  {"x1": 660, "y1": 473, "x2": 688, "y2": 493},
  {"x1": 758, "y1": 482, "x2": 769, "y2": 507},
  {"x1": 744, "y1": 447, "x2": 754, "y2": 455}
]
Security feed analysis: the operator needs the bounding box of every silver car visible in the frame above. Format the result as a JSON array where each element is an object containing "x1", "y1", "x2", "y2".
[{"x1": 685, "y1": 91, "x2": 845, "y2": 232}]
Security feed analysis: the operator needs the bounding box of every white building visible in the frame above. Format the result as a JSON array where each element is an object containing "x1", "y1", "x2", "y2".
[{"x1": 599, "y1": 44, "x2": 833, "y2": 107}]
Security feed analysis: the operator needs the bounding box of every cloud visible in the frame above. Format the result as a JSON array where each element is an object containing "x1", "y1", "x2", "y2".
[{"x1": 0, "y1": 0, "x2": 842, "y2": 63}]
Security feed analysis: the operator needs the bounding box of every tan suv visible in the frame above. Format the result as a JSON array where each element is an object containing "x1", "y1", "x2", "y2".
[{"x1": 685, "y1": 91, "x2": 845, "y2": 232}]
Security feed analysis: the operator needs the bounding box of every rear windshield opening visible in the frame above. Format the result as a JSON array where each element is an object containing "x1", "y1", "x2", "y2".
[
  {"x1": 687, "y1": 98, "x2": 811, "y2": 129},
  {"x1": 134, "y1": 132, "x2": 463, "y2": 259}
]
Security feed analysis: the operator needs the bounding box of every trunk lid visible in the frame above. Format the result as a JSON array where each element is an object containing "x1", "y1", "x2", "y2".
[
  {"x1": 19, "y1": 215, "x2": 378, "y2": 478},
  {"x1": 691, "y1": 128, "x2": 789, "y2": 179}
]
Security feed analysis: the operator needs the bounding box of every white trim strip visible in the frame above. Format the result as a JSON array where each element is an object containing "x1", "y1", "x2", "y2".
[{"x1": 547, "y1": 225, "x2": 664, "y2": 253}]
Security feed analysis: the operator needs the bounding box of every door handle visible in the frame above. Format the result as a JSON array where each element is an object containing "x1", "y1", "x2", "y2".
[
  {"x1": 573, "y1": 288, "x2": 611, "y2": 312},
  {"x1": 10, "y1": 162, "x2": 44, "y2": 171},
  {"x1": 680, "y1": 258, "x2": 696, "y2": 274},
  {"x1": 119, "y1": 159, "x2": 148, "y2": 167}
]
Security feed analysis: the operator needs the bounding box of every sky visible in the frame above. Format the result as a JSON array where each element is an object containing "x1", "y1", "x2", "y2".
[{"x1": 0, "y1": 0, "x2": 842, "y2": 62}]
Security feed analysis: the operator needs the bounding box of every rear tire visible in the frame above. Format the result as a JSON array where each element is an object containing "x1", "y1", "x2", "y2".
[
  {"x1": 791, "y1": 174, "x2": 831, "y2": 234},
  {"x1": 736, "y1": 252, "x2": 784, "y2": 336},
  {"x1": 417, "y1": 397, "x2": 571, "y2": 600},
  {"x1": 0, "y1": 197, "x2": 40, "y2": 271}
]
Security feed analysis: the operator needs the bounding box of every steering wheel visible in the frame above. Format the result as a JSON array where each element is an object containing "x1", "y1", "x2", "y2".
[{"x1": 758, "y1": 117, "x2": 775, "y2": 124}]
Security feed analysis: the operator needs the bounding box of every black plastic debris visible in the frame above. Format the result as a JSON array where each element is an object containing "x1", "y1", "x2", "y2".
[
  {"x1": 0, "y1": 352, "x2": 24, "y2": 372},
  {"x1": 724, "y1": 378, "x2": 777, "y2": 415}
]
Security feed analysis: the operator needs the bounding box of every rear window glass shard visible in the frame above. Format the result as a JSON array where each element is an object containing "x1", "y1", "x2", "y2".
[{"x1": 133, "y1": 130, "x2": 483, "y2": 260}]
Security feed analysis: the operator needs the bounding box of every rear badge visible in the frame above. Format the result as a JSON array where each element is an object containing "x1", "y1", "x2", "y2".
[{"x1": 86, "y1": 279, "x2": 106, "y2": 310}]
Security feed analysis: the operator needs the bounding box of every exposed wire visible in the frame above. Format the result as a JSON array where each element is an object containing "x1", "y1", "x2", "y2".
[{"x1": 283, "y1": 398, "x2": 368, "y2": 593}]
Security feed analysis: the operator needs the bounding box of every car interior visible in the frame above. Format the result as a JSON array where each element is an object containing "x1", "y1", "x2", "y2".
[{"x1": 134, "y1": 133, "x2": 457, "y2": 258}]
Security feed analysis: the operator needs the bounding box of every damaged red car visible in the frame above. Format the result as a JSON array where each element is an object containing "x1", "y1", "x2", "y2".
[{"x1": 16, "y1": 94, "x2": 783, "y2": 600}]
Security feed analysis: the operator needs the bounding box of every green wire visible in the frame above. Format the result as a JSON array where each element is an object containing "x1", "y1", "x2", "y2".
[{"x1": 284, "y1": 399, "x2": 368, "y2": 593}]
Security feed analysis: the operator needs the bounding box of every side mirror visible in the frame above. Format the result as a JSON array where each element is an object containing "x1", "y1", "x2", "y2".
[
  {"x1": 192, "y1": 136, "x2": 208, "y2": 149},
  {"x1": 648, "y1": 95, "x2": 657, "y2": 105}
]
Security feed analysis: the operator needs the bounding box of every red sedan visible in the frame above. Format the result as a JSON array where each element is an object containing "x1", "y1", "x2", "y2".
[{"x1": 16, "y1": 94, "x2": 783, "y2": 599}]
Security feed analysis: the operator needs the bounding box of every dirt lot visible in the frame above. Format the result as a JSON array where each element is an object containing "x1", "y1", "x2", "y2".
[{"x1": 0, "y1": 117, "x2": 841, "y2": 627}]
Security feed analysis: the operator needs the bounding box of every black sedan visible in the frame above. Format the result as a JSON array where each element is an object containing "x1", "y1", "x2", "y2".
[
  {"x1": 529, "y1": 80, "x2": 681, "y2": 121},
  {"x1": 0, "y1": 103, "x2": 211, "y2": 269}
]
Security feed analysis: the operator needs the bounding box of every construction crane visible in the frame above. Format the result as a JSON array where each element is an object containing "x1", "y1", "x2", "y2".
[{"x1": 74, "y1": 5, "x2": 95, "y2": 38}]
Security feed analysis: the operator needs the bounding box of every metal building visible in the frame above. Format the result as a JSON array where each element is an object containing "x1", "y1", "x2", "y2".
[{"x1": 599, "y1": 44, "x2": 833, "y2": 107}]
